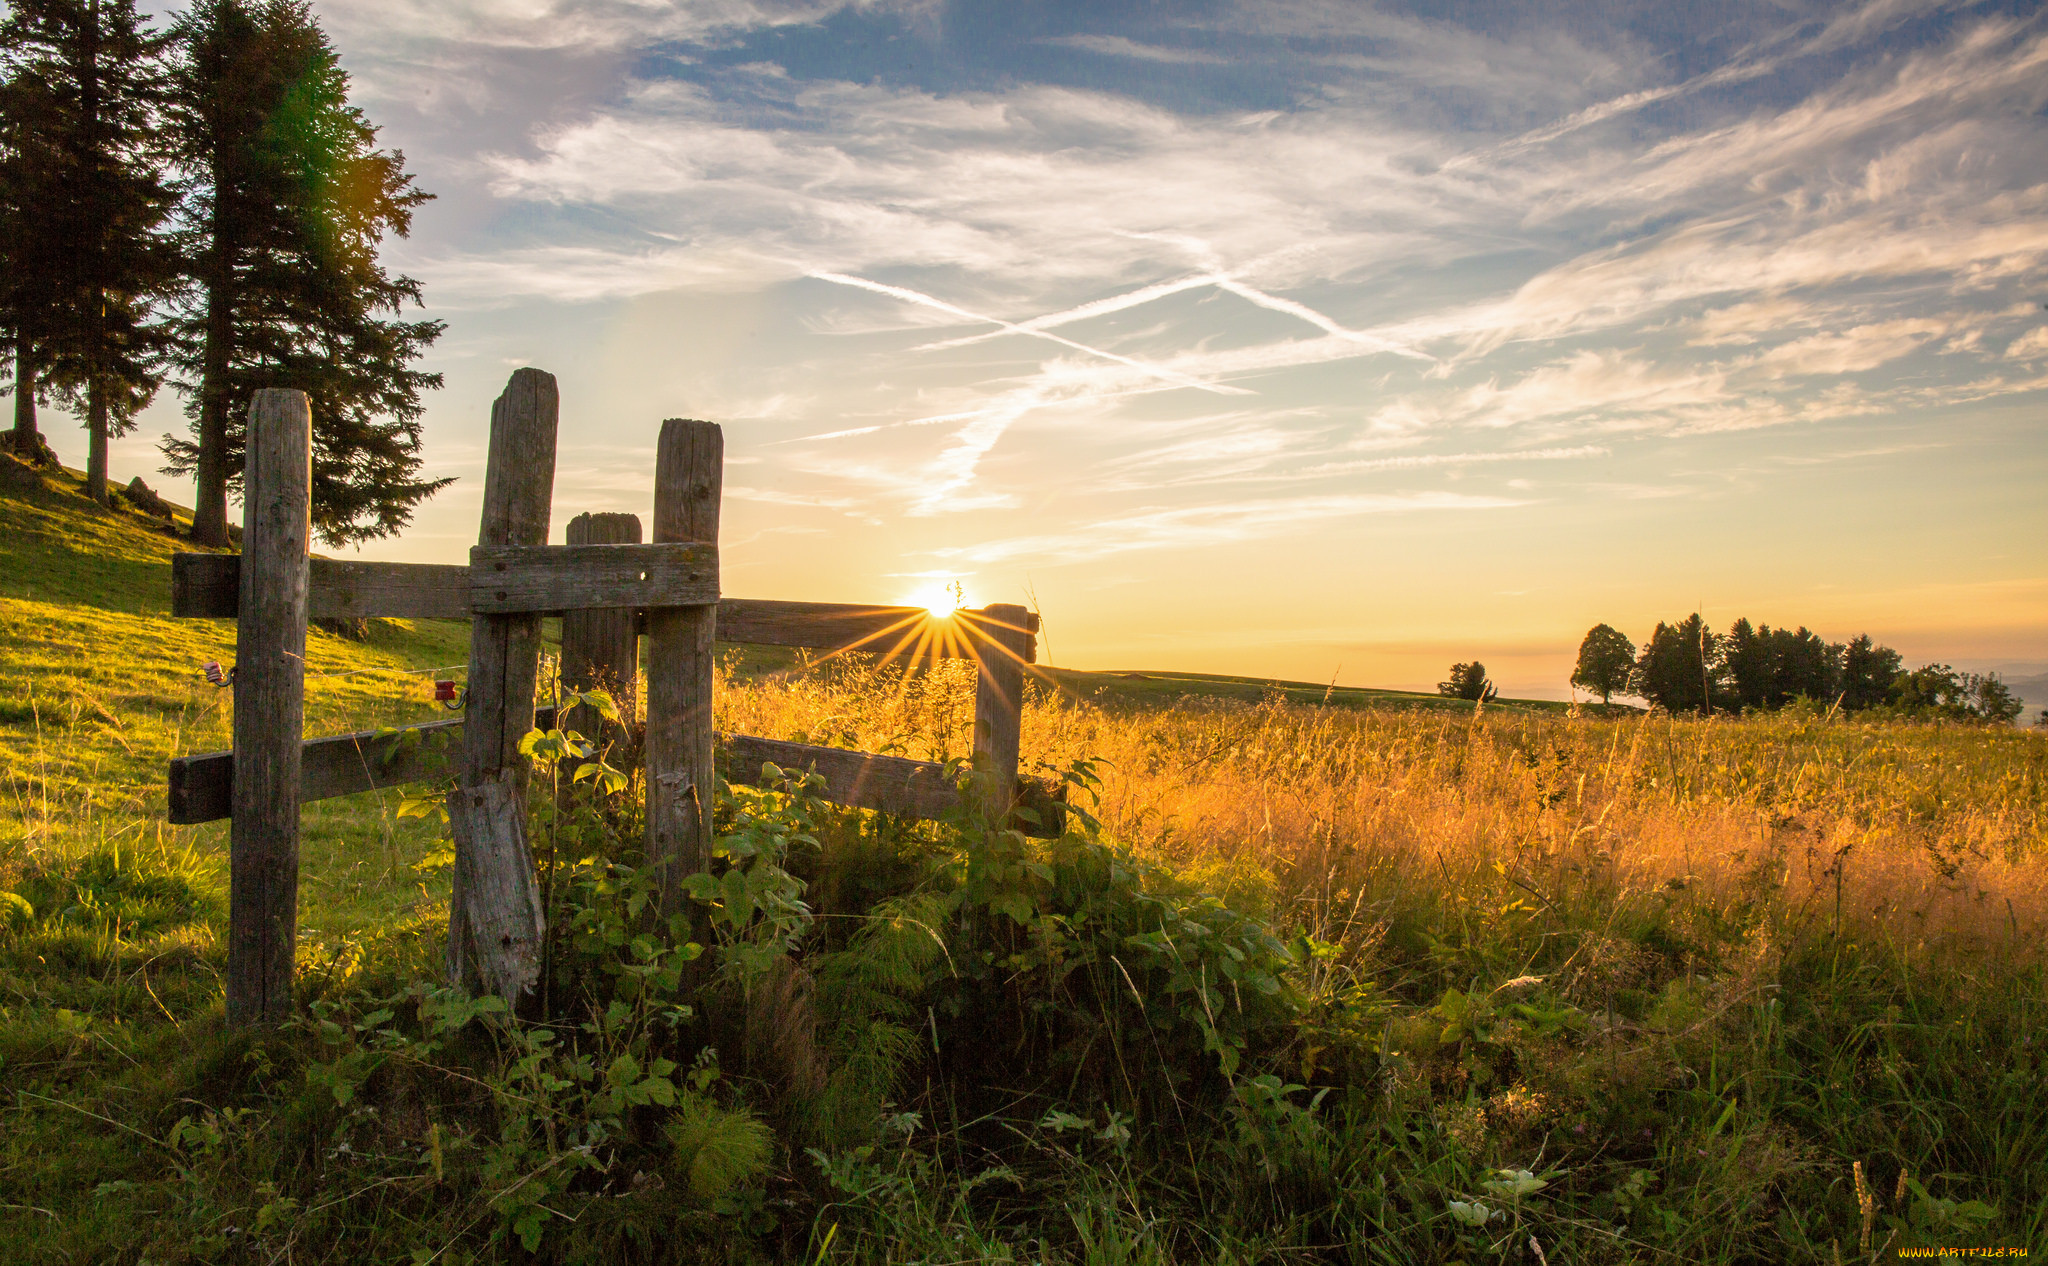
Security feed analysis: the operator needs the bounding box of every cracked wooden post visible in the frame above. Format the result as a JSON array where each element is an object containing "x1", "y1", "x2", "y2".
[
  {"x1": 449, "y1": 369, "x2": 558, "y2": 1001},
  {"x1": 967, "y1": 603, "x2": 1033, "y2": 821},
  {"x1": 560, "y1": 512, "x2": 642, "y2": 763},
  {"x1": 644, "y1": 420, "x2": 721, "y2": 916},
  {"x1": 226, "y1": 388, "x2": 311, "y2": 1027}
]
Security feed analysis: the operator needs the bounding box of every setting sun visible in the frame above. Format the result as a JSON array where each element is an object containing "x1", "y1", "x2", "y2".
[{"x1": 903, "y1": 578, "x2": 968, "y2": 617}]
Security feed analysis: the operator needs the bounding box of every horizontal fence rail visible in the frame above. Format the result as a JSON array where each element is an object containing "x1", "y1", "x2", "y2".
[
  {"x1": 168, "y1": 706, "x2": 555, "y2": 824},
  {"x1": 470, "y1": 542, "x2": 716, "y2": 614},
  {"x1": 169, "y1": 710, "x2": 1060, "y2": 836},
  {"x1": 171, "y1": 553, "x2": 1037, "y2": 661},
  {"x1": 722, "y1": 734, "x2": 1063, "y2": 830}
]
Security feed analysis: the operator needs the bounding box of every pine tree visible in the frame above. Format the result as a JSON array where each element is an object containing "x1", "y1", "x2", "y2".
[
  {"x1": 0, "y1": 22, "x2": 64, "y2": 465},
  {"x1": 1838, "y1": 635, "x2": 1902, "y2": 711},
  {"x1": 0, "y1": 0, "x2": 178, "y2": 502},
  {"x1": 1764, "y1": 625, "x2": 1832, "y2": 706},
  {"x1": 1632, "y1": 614, "x2": 1715, "y2": 715},
  {"x1": 160, "y1": 0, "x2": 446, "y2": 547},
  {"x1": 1719, "y1": 617, "x2": 1770, "y2": 711},
  {"x1": 1570, "y1": 623, "x2": 1634, "y2": 705}
]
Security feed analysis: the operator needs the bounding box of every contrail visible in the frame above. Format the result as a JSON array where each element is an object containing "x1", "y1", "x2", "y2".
[
  {"x1": 811, "y1": 271, "x2": 1249, "y2": 395},
  {"x1": 1213, "y1": 278, "x2": 1437, "y2": 363},
  {"x1": 914, "y1": 273, "x2": 1227, "y2": 350}
]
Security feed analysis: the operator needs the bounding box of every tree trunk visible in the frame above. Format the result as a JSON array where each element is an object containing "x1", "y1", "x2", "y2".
[
  {"x1": 86, "y1": 378, "x2": 109, "y2": 505},
  {"x1": 9, "y1": 337, "x2": 42, "y2": 460},
  {"x1": 189, "y1": 232, "x2": 233, "y2": 546}
]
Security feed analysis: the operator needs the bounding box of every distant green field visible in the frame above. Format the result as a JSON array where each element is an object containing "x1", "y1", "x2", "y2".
[{"x1": 1040, "y1": 664, "x2": 1579, "y2": 713}]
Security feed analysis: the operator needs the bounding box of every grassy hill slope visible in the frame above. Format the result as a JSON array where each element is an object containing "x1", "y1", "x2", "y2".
[{"x1": 0, "y1": 456, "x2": 471, "y2": 940}]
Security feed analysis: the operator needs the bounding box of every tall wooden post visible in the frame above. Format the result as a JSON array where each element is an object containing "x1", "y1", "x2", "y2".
[
  {"x1": 560, "y1": 511, "x2": 642, "y2": 758},
  {"x1": 449, "y1": 369, "x2": 558, "y2": 1001},
  {"x1": 644, "y1": 420, "x2": 721, "y2": 914},
  {"x1": 227, "y1": 389, "x2": 310, "y2": 1026},
  {"x1": 968, "y1": 603, "x2": 1033, "y2": 819}
]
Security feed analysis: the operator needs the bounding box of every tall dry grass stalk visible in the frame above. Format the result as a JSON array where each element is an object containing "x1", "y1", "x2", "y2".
[{"x1": 717, "y1": 655, "x2": 2048, "y2": 981}]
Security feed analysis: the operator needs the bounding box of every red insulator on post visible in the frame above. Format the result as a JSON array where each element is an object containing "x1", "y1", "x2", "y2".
[{"x1": 434, "y1": 679, "x2": 462, "y2": 709}]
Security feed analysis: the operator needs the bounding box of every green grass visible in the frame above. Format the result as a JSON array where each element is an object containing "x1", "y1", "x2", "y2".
[
  {"x1": 2, "y1": 449, "x2": 2044, "y2": 1265},
  {"x1": 0, "y1": 458, "x2": 473, "y2": 942}
]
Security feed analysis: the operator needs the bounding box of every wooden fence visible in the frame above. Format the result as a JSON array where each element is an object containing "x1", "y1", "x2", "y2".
[{"x1": 166, "y1": 371, "x2": 1049, "y2": 1026}]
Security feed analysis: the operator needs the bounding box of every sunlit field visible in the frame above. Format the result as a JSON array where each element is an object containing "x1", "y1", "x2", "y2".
[{"x1": 729, "y1": 651, "x2": 2048, "y2": 966}]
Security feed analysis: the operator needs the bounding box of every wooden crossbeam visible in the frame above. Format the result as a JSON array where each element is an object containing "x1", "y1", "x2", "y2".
[
  {"x1": 725, "y1": 735, "x2": 1064, "y2": 837},
  {"x1": 722, "y1": 734, "x2": 957, "y2": 820},
  {"x1": 174, "y1": 553, "x2": 473, "y2": 620},
  {"x1": 169, "y1": 711, "x2": 1059, "y2": 837},
  {"x1": 170, "y1": 554, "x2": 1037, "y2": 662},
  {"x1": 470, "y1": 541, "x2": 716, "y2": 613},
  {"x1": 168, "y1": 707, "x2": 561, "y2": 824},
  {"x1": 173, "y1": 547, "x2": 718, "y2": 619}
]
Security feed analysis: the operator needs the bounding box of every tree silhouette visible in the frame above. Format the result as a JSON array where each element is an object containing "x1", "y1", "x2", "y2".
[
  {"x1": 0, "y1": 0, "x2": 178, "y2": 502},
  {"x1": 1719, "y1": 618, "x2": 1768, "y2": 711},
  {"x1": 1439, "y1": 661, "x2": 1496, "y2": 702},
  {"x1": 1571, "y1": 623, "x2": 1635, "y2": 705},
  {"x1": 1632, "y1": 614, "x2": 1715, "y2": 715},
  {"x1": 1838, "y1": 635, "x2": 1902, "y2": 711}
]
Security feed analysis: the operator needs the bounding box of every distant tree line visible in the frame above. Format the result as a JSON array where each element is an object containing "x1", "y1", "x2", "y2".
[
  {"x1": 0, "y1": 0, "x2": 444, "y2": 547},
  {"x1": 1571, "y1": 617, "x2": 2025, "y2": 723}
]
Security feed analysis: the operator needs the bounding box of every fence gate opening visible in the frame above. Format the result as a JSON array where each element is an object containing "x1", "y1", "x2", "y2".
[{"x1": 168, "y1": 371, "x2": 1051, "y2": 1026}]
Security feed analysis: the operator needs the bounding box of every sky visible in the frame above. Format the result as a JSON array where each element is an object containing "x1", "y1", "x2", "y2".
[{"x1": 87, "y1": 0, "x2": 2048, "y2": 697}]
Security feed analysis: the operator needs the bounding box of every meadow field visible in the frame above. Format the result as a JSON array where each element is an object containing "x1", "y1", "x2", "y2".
[{"x1": 3, "y1": 459, "x2": 2045, "y2": 1264}]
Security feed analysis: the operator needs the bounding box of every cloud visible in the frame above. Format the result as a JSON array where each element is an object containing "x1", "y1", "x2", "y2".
[
  {"x1": 937, "y1": 491, "x2": 1526, "y2": 565},
  {"x1": 2006, "y1": 327, "x2": 2048, "y2": 360},
  {"x1": 1754, "y1": 319, "x2": 1947, "y2": 377},
  {"x1": 1042, "y1": 35, "x2": 1230, "y2": 66},
  {"x1": 322, "y1": 0, "x2": 890, "y2": 54}
]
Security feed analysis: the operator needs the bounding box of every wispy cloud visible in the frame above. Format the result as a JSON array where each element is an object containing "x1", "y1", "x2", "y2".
[
  {"x1": 937, "y1": 492, "x2": 1526, "y2": 565},
  {"x1": 1042, "y1": 35, "x2": 1230, "y2": 66}
]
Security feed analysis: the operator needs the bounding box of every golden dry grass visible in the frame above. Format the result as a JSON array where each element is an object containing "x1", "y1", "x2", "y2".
[{"x1": 717, "y1": 653, "x2": 2048, "y2": 981}]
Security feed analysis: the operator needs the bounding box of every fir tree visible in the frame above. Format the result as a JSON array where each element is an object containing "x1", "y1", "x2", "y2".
[
  {"x1": 1720, "y1": 617, "x2": 1770, "y2": 711},
  {"x1": 0, "y1": 21, "x2": 63, "y2": 465},
  {"x1": 160, "y1": 0, "x2": 446, "y2": 547},
  {"x1": 0, "y1": 0, "x2": 178, "y2": 501},
  {"x1": 1764, "y1": 625, "x2": 1833, "y2": 706},
  {"x1": 1632, "y1": 614, "x2": 1716, "y2": 715},
  {"x1": 1838, "y1": 635, "x2": 1902, "y2": 711}
]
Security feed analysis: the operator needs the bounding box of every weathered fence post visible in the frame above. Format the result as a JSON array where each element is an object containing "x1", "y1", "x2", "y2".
[
  {"x1": 449, "y1": 369, "x2": 558, "y2": 1001},
  {"x1": 644, "y1": 420, "x2": 721, "y2": 914},
  {"x1": 560, "y1": 511, "x2": 642, "y2": 758},
  {"x1": 968, "y1": 603, "x2": 1033, "y2": 818},
  {"x1": 227, "y1": 388, "x2": 311, "y2": 1027}
]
